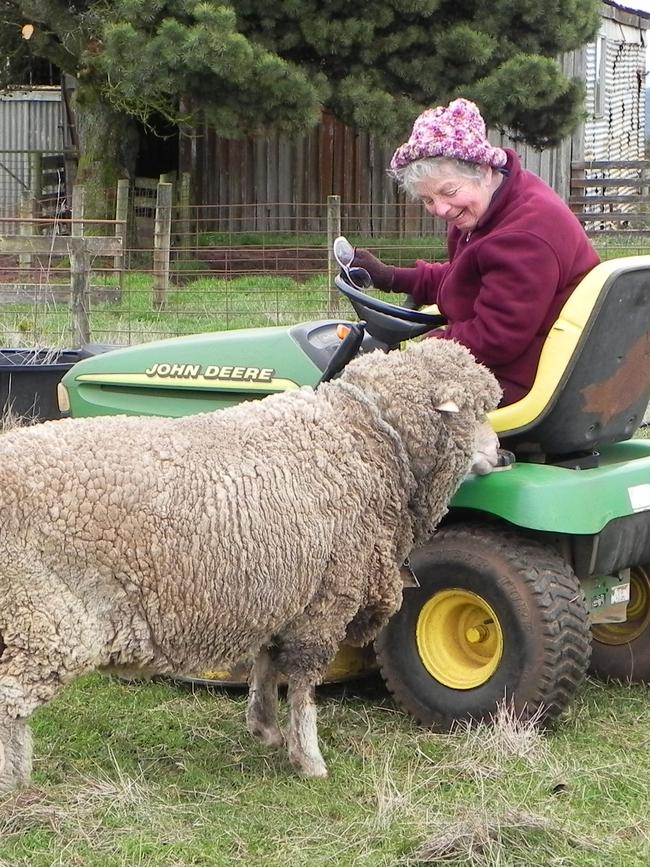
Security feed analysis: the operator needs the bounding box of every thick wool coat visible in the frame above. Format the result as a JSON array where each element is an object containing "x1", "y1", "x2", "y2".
[
  {"x1": 392, "y1": 149, "x2": 600, "y2": 405},
  {"x1": 0, "y1": 338, "x2": 499, "y2": 788}
]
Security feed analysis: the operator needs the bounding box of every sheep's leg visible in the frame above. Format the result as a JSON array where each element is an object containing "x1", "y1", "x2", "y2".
[
  {"x1": 345, "y1": 556, "x2": 403, "y2": 646},
  {"x1": 0, "y1": 652, "x2": 66, "y2": 793},
  {"x1": 0, "y1": 596, "x2": 101, "y2": 792},
  {"x1": 246, "y1": 647, "x2": 283, "y2": 748},
  {"x1": 286, "y1": 680, "x2": 327, "y2": 778},
  {"x1": 0, "y1": 716, "x2": 32, "y2": 793}
]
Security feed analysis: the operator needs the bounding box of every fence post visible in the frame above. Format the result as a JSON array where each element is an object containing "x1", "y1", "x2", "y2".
[
  {"x1": 69, "y1": 238, "x2": 91, "y2": 346},
  {"x1": 179, "y1": 172, "x2": 191, "y2": 254},
  {"x1": 153, "y1": 181, "x2": 173, "y2": 310},
  {"x1": 30, "y1": 151, "x2": 43, "y2": 217},
  {"x1": 72, "y1": 184, "x2": 85, "y2": 237},
  {"x1": 18, "y1": 192, "x2": 34, "y2": 272},
  {"x1": 326, "y1": 194, "x2": 341, "y2": 314},
  {"x1": 114, "y1": 178, "x2": 129, "y2": 300}
]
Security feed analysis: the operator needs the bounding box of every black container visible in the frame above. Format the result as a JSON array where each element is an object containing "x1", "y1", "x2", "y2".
[{"x1": 0, "y1": 345, "x2": 115, "y2": 422}]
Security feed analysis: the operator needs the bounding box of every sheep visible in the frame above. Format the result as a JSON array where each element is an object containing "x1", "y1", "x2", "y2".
[{"x1": 0, "y1": 337, "x2": 501, "y2": 789}]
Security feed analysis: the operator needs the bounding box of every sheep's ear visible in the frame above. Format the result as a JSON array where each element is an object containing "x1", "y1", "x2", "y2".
[{"x1": 435, "y1": 399, "x2": 460, "y2": 413}]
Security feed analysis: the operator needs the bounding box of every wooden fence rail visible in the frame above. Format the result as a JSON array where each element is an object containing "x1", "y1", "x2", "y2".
[{"x1": 569, "y1": 160, "x2": 650, "y2": 234}]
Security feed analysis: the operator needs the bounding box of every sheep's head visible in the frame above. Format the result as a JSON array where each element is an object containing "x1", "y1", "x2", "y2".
[{"x1": 339, "y1": 339, "x2": 502, "y2": 541}]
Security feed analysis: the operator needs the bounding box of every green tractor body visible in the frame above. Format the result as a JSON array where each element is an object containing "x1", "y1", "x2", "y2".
[{"x1": 58, "y1": 256, "x2": 650, "y2": 729}]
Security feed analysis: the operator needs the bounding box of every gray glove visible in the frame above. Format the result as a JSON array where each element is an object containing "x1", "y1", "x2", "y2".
[{"x1": 352, "y1": 248, "x2": 396, "y2": 291}]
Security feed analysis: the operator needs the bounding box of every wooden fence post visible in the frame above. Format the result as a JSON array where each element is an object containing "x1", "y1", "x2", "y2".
[
  {"x1": 179, "y1": 172, "x2": 191, "y2": 254},
  {"x1": 72, "y1": 184, "x2": 85, "y2": 237},
  {"x1": 18, "y1": 192, "x2": 34, "y2": 272},
  {"x1": 153, "y1": 181, "x2": 173, "y2": 310},
  {"x1": 30, "y1": 151, "x2": 43, "y2": 216},
  {"x1": 327, "y1": 194, "x2": 341, "y2": 314},
  {"x1": 69, "y1": 237, "x2": 91, "y2": 346},
  {"x1": 114, "y1": 178, "x2": 129, "y2": 300}
]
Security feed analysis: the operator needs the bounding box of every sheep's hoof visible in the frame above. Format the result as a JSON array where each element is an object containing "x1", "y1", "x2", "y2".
[
  {"x1": 248, "y1": 722, "x2": 285, "y2": 749},
  {"x1": 290, "y1": 752, "x2": 328, "y2": 778}
]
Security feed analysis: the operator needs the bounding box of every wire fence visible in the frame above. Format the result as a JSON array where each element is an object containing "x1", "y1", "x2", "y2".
[{"x1": 0, "y1": 196, "x2": 649, "y2": 349}]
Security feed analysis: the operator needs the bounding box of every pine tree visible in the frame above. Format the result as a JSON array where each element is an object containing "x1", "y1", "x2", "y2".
[{"x1": 0, "y1": 0, "x2": 601, "y2": 215}]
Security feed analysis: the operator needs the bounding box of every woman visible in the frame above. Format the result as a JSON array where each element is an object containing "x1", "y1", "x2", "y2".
[{"x1": 353, "y1": 98, "x2": 600, "y2": 406}]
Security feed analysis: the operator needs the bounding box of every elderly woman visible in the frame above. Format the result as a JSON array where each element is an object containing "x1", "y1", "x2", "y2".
[{"x1": 353, "y1": 98, "x2": 600, "y2": 406}]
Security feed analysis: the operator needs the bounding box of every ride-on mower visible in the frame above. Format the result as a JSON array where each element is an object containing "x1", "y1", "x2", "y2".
[{"x1": 57, "y1": 242, "x2": 650, "y2": 730}]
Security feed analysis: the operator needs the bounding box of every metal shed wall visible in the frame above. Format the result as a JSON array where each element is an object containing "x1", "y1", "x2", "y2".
[
  {"x1": 0, "y1": 88, "x2": 63, "y2": 232},
  {"x1": 583, "y1": 3, "x2": 648, "y2": 161}
]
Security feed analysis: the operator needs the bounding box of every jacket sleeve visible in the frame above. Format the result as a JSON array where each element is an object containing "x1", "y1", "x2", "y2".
[
  {"x1": 391, "y1": 260, "x2": 450, "y2": 304},
  {"x1": 439, "y1": 232, "x2": 561, "y2": 367}
]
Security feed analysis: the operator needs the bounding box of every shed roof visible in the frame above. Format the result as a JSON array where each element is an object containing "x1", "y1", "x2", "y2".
[{"x1": 603, "y1": 0, "x2": 650, "y2": 26}]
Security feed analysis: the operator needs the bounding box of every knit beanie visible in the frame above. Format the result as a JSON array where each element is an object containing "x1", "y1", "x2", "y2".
[{"x1": 390, "y1": 98, "x2": 507, "y2": 171}]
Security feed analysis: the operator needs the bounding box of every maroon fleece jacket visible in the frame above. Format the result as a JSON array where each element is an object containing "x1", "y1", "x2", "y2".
[{"x1": 392, "y1": 149, "x2": 600, "y2": 405}]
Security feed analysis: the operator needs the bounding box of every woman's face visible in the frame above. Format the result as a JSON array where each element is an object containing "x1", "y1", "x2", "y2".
[{"x1": 414, "y1": 166, "x2": 497, "y2": 233}]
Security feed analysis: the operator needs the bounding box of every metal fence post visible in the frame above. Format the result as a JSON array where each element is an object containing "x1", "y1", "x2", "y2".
[
  {"x1": 326, "y1": 194, "x2": 341, "y2": 314},
  {"x1": 153, "y1": 181, "x2": 173, "y2": 310}
]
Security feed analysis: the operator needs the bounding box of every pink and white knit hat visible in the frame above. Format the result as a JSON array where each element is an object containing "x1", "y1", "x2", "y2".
[{"x1": 390, "y1": 98, "x2": 507, "y2": 171}]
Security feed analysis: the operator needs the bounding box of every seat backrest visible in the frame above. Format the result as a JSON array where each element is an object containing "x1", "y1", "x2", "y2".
[{"x1": 489, "y1": 257, "x2": 650, "y2": 457}]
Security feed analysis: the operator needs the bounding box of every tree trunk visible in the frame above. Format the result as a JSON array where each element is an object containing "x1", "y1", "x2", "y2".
[{"x1": 73, "y1": 84, "x2": 139, "y2": 222}]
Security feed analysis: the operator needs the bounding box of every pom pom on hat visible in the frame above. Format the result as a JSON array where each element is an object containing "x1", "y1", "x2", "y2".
[{"x1": 390, "y1": 98, "x2": 507, "y2": 171}]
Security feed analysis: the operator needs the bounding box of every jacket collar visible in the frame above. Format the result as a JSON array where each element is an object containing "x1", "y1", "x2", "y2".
[{"x1": 471, "y1": 148, "x2": 521, "y2": 236}]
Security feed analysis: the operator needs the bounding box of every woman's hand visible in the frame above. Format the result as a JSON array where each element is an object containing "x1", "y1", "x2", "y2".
[{"x1": 352, "y1": 248, "x2": 396, "y2": 291}]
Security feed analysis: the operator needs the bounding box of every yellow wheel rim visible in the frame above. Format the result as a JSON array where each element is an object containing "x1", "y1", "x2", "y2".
[
  {"x1": 592, "y1": 566, "x2": 650, "y2": 646},
  {"x1": 416, "y1": 589, "x2": 504, "y2": 689}
]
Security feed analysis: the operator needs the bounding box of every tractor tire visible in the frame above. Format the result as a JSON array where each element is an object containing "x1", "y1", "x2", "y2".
[
  {"x1": 590, "y1": 564, "x2": 650, "y2": 682},
  {"x1": 374, "y1": 524, "x2": 591, "y2": 730}
]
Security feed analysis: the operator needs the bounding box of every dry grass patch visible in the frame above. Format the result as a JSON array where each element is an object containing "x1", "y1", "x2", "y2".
[{"x1": 411, "y1": 806, "x2": 602, "y2": 865}]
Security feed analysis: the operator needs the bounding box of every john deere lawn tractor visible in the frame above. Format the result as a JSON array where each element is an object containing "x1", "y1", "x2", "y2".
[{"x1": 57, "y1": 250, "x2": 650, "y2": 730}]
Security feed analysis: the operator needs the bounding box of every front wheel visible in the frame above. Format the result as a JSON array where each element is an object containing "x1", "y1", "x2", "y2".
[{"x1": 375, "y1": 524, "x2": 591, "y2": 730}]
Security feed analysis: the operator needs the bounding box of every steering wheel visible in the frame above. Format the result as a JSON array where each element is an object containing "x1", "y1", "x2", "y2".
[{"x1": 335, "y1": 276, "x2": 447, "y2": 329}]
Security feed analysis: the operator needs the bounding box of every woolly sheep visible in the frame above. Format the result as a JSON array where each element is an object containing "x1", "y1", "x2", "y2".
[{"x1": 0, "y1": 338, "x2": 501, "y2": 789}]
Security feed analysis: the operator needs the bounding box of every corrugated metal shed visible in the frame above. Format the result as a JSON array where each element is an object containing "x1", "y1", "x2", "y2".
[
  {"x1": 0, "y1": 88, "x2": 63, "y2": 232},
  {"x1": 583, "y1": 1, "x2": 649, "y2": 161}
]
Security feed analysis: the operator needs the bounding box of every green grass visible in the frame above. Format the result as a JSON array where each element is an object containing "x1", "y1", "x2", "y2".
[{"x1": 1, "y1": 674, "x2": 649, "y2": 866}]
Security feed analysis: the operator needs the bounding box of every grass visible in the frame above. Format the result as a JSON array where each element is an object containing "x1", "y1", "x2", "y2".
[
  {"x1": 1, "y1": 244, "x2": 650, "y2": 863},
  {"x1": 0, "y1": 674, "x2": 649, "y2": 866}
]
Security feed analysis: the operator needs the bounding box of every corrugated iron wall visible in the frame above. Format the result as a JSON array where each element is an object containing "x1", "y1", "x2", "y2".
[
  {"x1": 583, "y1": 10, "x2": 646, "y2": 162},
  {"x1": 0, "y1": 88, "x2": 64, "y2": 234}
]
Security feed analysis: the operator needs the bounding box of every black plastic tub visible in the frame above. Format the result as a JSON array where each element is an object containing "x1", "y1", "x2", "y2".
[{"x1": 0, "y1": 345, "x2": 115, "y2": 422}]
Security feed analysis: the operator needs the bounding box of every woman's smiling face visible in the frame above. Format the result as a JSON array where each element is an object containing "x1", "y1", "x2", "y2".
[{"x1": 415, "y1": 165, "x2": 498, "y2": 233}]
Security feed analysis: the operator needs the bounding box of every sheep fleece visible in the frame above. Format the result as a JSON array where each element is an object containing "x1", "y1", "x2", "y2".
[{"x1": 0, "y1": 338, "x2": 500, "y2": 708}]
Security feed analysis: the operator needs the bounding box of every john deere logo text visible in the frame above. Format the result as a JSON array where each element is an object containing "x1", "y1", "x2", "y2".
[{"x1": 145, "y1": 363, "x2": 275, "y2": 382}]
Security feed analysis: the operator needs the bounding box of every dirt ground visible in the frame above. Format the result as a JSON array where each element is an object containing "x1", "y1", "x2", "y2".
[{"x1": 194, "y1": 245, "x2": 328, "y2": 281}]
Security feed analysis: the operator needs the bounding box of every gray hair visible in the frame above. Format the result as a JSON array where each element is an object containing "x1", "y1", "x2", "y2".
[{"x1": 390, "y1": 157, "x2": 484, "y2": 199}]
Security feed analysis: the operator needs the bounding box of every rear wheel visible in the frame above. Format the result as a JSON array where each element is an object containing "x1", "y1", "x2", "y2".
[
  {"x1": 590, "y1": 564, "x2": 650, "y2": 682},
  {"x1": 375, "y1": 524, "x2": 591, "y2": 730}
]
